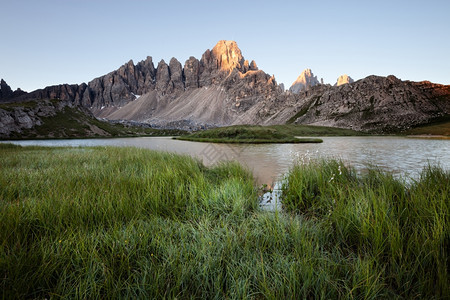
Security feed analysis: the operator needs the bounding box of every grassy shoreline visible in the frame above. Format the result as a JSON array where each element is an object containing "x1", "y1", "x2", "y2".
[
  {"x1": 2, "y1": 132, "x2": 181, "y2": 141},
  {"x1": 282, "y1": 159, "x2": 449, "y2": 298},
  {"x1": 0, "y1": 144, "x2": 448, "y2": 298},
  {"x1": 175, "y1": 136, "x2": 323, "y2": 143},
  {"x1": 175, "y1": 125, "x2": 331, "y2": 144},
  {"x1": 402, "y1": 119, "x2": 450, "y2": 137}
]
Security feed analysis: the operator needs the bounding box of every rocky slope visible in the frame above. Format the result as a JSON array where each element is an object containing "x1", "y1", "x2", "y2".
[
  {"x1": 0, "y1": 99, "x2": 78, "y2": 138},
  {"x1": 258, "y1": 75, "x2": 450, "y2": 133},
  {"x1": 0, "y1": 99, "x2": 184, "y2": 139},
  {"x1": 289, "y1": 69, "x2": 320, "y2": 94}
]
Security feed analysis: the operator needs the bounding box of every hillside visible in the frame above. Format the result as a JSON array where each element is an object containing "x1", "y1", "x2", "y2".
[
  {"x1": 243, "y1": 76, "x2": 450, "y2": 134},
  {"x1": 0, "y1": 100, "x2": 183, "y2": 139}
]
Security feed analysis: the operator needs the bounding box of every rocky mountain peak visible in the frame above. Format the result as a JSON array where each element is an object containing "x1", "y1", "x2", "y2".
[
  {"x1": 184, "y1": 56, "x2": 200, "y2": 89},
  {"x1": 289, "y1": 68, "x2": 320, "y2": 94},
  {"x1": 155, "y1": 59, "x2": 170, "y2": 93},
  {"x1": 335, "y1": 74, "x2": 354, "y2": 86},
  {"x1": 210, "y1": 40, "x2": 245, "y2": 72},
  {"x1": 1, "y1": 79, "x2": 13, "y2": 93},
  {"x1": 168, "y1": 57, "x2": 184, "y2": 92},
  {"x1": 0, "y1": 79, "x2": 13, "y2": 101},
  {"x1": 0, "y1": 79, "x2": 26, "y2": 101}
]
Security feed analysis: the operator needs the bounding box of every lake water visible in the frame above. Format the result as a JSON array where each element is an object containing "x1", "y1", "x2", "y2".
[{"x1": 2, "y1": 137, "x2": 449, "y2": 186}]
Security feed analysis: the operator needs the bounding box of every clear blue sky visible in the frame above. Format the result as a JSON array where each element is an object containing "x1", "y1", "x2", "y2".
[{"x1": 1, "y1": 0, "x2": 449, "y2": 92}]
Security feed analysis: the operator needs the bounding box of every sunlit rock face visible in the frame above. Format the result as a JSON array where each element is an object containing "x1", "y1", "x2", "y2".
[
  {"x1": 289, "y1": 69, "x2": 320, "y2": 94},
  {"x1": 210, "y1": 40, "x2": 245, "y2": 72},
  {"x1": 335, "y1": 74, "x2": 354, "y2": 86},
  {"x1": 198, "y1": 40, "x2": 252, "y2": 86}
]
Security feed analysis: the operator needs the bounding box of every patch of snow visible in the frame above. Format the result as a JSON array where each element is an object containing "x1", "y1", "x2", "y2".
[
  {"x1": 131, "y1": 92, "x2": 141, "y2": 99},
  {"x1": 101, "y1": 106, "x2": 105, "y2": 110}
]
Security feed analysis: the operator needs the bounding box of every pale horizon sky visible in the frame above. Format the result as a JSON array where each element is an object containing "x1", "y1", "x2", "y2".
[{"x1": 1, "y1": 0, "x2": 449, "y2": 92}]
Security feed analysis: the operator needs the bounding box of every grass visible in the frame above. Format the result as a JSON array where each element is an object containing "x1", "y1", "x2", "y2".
[
  {"x1": 176, "y1": 136, "x2": 323, "y2": 143},
  {"x1": 268, "y1": 124, "x2": 366, "y2": 136},
  {"x1": 0, "y1": 144, "x2": 448, "y2": 298},
  {"x1": 18, "y1": 106, "x2": 185, "y2": 139},
  {"x1": 0, "y1": 99, "x2": 54, "y2": 111},
  {"x1": 403, "y1": 118, "x2": 450, "y2": 137},
  {"x1": 176, "y1": 125, "x2": 324, "y2": 143},
  {"x1": 286, "y1": 105, "x2": 312, "y2": 124},
  {"x1": 282, "y1": 159, "x2": 449, "y2": 299}
]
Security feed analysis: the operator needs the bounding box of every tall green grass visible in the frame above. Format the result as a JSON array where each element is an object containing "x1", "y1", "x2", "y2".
[
  {"x1": 0, "y1": 144, "x2": 448, "y2": 298},
  {"x1": 283, "y1": 159, "x2": 449, "y2": 298}
]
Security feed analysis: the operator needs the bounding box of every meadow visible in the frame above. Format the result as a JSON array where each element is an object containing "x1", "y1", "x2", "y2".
[{"x1": 0, "y1": 143, "x2": 448, "y2": 299}]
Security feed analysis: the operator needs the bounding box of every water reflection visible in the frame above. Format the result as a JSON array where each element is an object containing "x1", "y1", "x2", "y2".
[{"x1": 2, "y1": 136, "x2": 449, "y2": 185}]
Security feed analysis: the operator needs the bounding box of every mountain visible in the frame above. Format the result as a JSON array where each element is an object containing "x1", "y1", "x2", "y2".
[
  {"x1": 93, "y1": 40, "x2": 279, "y2": 127},
  {"x1": 289, "y1": 69, "x2": 320, "y2": 94},
  {"x1": 2, "y1": 41, "x2": 449, "y2": 135},
  {"x1": 335, "y1": 74, "x2": 354, "y2": 86},
  {"x1": 260, "y1": 75, "x2": 450, "y2": 133},
  {"x1": 7, "y1": 40, "x2": 278, "y2": 128}
]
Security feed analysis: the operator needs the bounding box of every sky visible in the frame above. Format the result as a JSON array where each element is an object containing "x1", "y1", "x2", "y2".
[{"x1": 1, "y1": 0, "x2": 449, "y2": 92}]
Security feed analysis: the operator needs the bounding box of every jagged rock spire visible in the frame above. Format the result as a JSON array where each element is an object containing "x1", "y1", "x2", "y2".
[
  {"x1": 335, "y1": 74, "x2": 354, "y2": 86},
  {"x1": 289, "y1": 69, "x2": 320, "y2": 94}
]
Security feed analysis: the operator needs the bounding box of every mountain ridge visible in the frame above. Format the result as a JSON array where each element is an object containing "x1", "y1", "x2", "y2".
[{"x1": 1, "y1": 40, "x2": 449, "y2": 135}]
